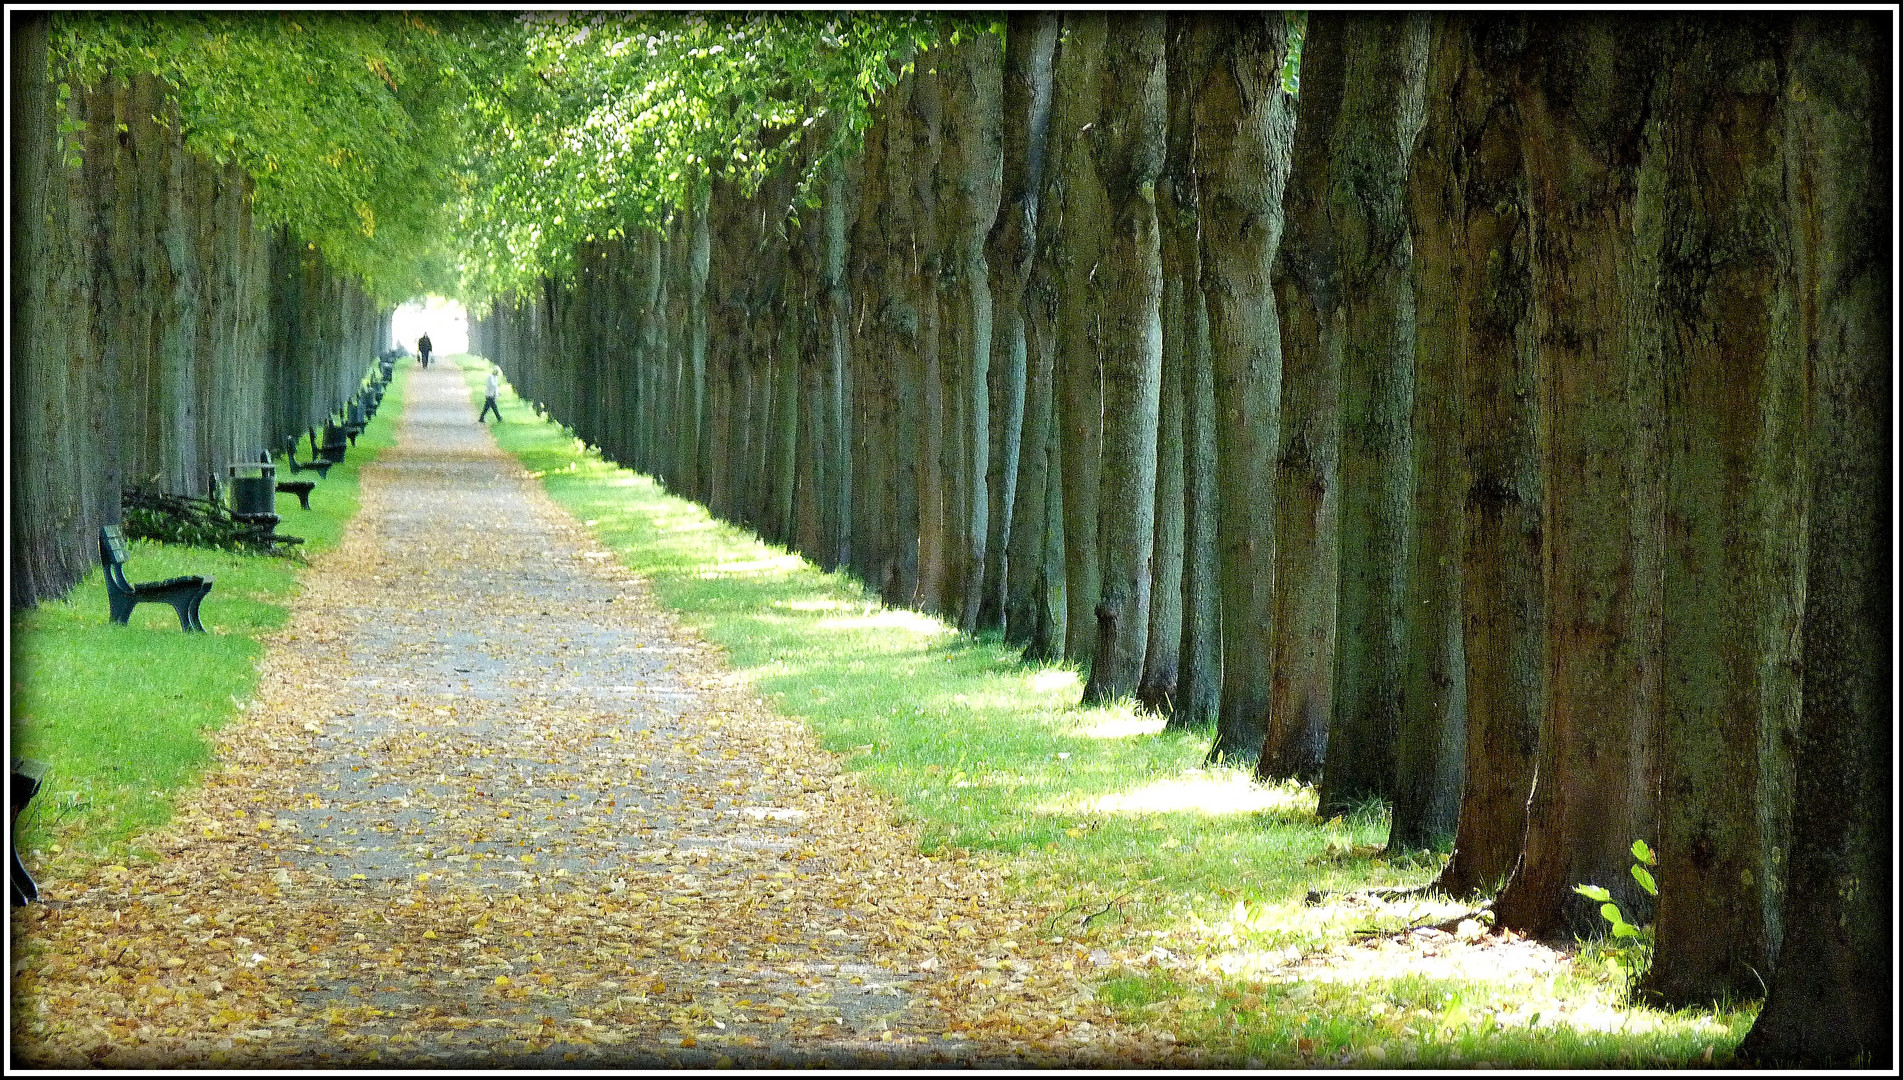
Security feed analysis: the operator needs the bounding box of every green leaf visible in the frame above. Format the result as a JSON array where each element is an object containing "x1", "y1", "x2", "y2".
[
  {"x1": 1611, "y1": 921, "x2": 1642, "y2": 940},
  {"x1": 1632, "y1": 839, "x2": 1655, "y2": 865},
  {"x1": 1573, "y1": 884, "x2": 1612, "y2": 903},
  {"x1": 1631, "y1": 864, "x2": 1657, "y2": 896},
  {"x1": 1600, "y1": 902, "x2": 1629, "y2": 929}
]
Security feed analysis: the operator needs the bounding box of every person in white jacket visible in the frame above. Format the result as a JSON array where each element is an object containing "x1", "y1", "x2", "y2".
[{"x1": 479, "y1": 366, "x2": 502, "y2": 423}]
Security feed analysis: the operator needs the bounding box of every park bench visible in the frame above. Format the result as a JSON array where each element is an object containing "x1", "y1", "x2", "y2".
[
  {"x1": 343, "y1": 399, "x2": 368, "y2": 444},
  {"x1": 100, "y1": 524, "x2": 212, "y2": 632},
  {"x1": 267, "y1": 451, "x2": 316, "y2": 511},
  {"x1": 315, "y1": 420, "x2": 350, "y2": 460},
  {"x1": 282, "y1": 434, "x2": 335, "y2": 479},
  {"x1": 11, "y1": 758, "x2": 48, "y2": 906}
]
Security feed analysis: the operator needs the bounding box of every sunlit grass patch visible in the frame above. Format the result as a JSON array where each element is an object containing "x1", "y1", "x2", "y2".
[
  {"x1": 9, "y1": 361, "x2": 407, "y2": 866},
  {"x1": 1096, "y1": 962, "x2": 1755, "y2": 1067}
]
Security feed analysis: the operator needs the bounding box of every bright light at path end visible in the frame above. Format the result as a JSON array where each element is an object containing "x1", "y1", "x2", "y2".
[{"x1": 391, "y1": 295, "x2": 469, "y2": 356}]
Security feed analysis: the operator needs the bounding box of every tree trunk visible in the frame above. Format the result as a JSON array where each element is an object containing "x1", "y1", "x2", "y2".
[
  {"x1": 1434, "y1": 15, "x2": 1545, "y2": 900},
  {"x1": 1261, "y1": 12, "x2": 1346, "y2": 779},
  {"x1": 1136, "y1": 214, "x2": 1186, "y2": 714},
  {"x1": 1191, "y1": 11, "x2": 1298, "y2": 764},
  {"x1": 1052, "y1": 13, "x2": 1109, "y2": 666},
  {"x1": 823, "y1": 155, "x2": 857, "y2": 572},
  {"x1": 1739, "y1": 15, "x2": 1889, "y2": 1063},
  {"x1": 1082, "y1": 14, "x2": 1168, "y2": 707},
  {"x1": 1492, "y1": 17, "x2": 1669, "y2": 939},
  {"x1": 1390, "y1": 12, "x2": 1468, "y2": 852},
  {"x1": 1014, "y1": 196, "x2": 1067, "y2": 663},
  {"x1": 883, "y1": 71, "x2": 924, "y2": 607},
  {"x1": 684, "y1": 183, "x2": 712, "y2": 503},
  {"x1": 1317, "y1": 13, "x2": 1431, "y2": 814},
  {"x1": 1167, "y1": 15, "x2": 1221, "y2": 733},
  {"x1": 983, "y1": 12, "x2": 1060, "y2": 634},
  {"x1": 910, "y1": 53, "x2": 949, "y2": 613},
  {"x1": 1643, "y1": 17, "x2": 1807, "y2": 1008},
  {"x1": 941, "y1": 26, "x2": 1004, "y2": 634}
]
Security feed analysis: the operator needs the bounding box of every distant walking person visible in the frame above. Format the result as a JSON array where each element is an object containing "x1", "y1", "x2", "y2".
[
  {"x1": 479, "y1": 366, "x2": 502, "y2": 423},
  {"x1": 418, "y1": 332, "x2": 433, "y2": 369}
]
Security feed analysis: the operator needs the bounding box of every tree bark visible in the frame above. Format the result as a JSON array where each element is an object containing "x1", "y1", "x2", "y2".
[
  {"x1": 1015, "y1": 180, "x2": 1067, "y2": 663},
  {"x1": 1434, "y1": 15, "x2": 1545, "y2": 900},
  {"x1": 684, "y1": 183, "x2": 712, "y2": 503},
  {"x1": 1644, "y1": 17, "x2": 1807, "y2": 1008},
  {"x1": 1052, "y1": 14, "x2": 1109, "y2": 667},
  {"x1": 1317, "y1": 13, "x2": 1431, "y2": 814},
  {"x1": 1738, "y1": 16, "x2": 1890, "y2": 1064},
  {"x1": 941, "y1": 26, "x2": 1004, "y2": 634},
  {"x1": 1167, "y1": 15, "x2": 1221, "y2": 733},
  {"x1": 909, "y1": 52, "x2": 950, "y2": 613},
  {"x1": 1191, "y1": 12, "x2": 1297, "y2": 764},
  {"x1": 1492, "y1": 16, "x2": 1669, "y2": 939},
  {"x1": 983, "y1": 12, "x2": 1060, "y2": 635},
  {"x1": 1390, "y1": 12, "x2": 1468, "y2": 852},
  {"x1": 1082, "y1": 13, "x2": 1168, "y2": 707},
  {"x1": 1261, "y1": 13, "x2": 1346, "y2": 779}
]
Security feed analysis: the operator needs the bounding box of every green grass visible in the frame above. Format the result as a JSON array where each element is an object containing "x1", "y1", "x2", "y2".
[
  {"x1": 457, "y1": 351, "x2": 1757, "y2": 1066},
  {"x1": 9, "y1": 363, "x2": 408, "y2": 864}
]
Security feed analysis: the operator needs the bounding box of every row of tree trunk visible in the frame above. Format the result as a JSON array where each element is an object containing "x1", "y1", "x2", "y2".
[
  {"x1": 473, "y1": 12, "x2": 1887, "y2": 1063},
  {"x1": 11, "y1": 16, "x2": 390, "y2": 610}
]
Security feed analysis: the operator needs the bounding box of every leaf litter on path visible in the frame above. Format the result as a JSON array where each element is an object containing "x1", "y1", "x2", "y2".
[{"x1": 10, "y1": 364, "x2": 1189, "y2": 1068}]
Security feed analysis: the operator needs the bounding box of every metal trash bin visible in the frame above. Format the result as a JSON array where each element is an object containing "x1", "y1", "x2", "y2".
[{"x1": 229, "y1": 460, "x2": 277, "y2": 521}]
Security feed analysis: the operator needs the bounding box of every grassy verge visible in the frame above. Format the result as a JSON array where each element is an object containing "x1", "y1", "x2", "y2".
[
  {"x1": 9, "y1": 363, "x2": 408, "y2": 865},
  {"x1": 458, "y1": 353, "x2": 1754, "y2": 1066}
]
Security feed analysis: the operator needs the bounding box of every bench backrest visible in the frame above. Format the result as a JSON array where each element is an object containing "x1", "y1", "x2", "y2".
[
  {"x1": 99, "y1": 524, "x2": 134, "y2": 593},
  {"x1": 100, "y1": 524, "x2": 129, "y2": 568}
]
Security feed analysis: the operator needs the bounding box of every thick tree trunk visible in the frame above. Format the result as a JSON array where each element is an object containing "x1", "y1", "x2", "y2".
[
  {"x1": 1260, "y1": 13, "x2": 1346, "y2": 779},
  {"x1": 704, "y1": 176, "x2": 740, "y2": 518},
  {"x1": 941, "y1": 27, "x2": 1004, "y2": 634},
  {"x1": 823, "y1": 156, "x2": 856, "y2": 572},
  {"x1": 983, "y1": 12, "x2": 1059, "y2": 634},
  {"x1": 1492, "y1": 17, "x2": 1669, "y2": 939},
  {"x1": 1390, "y1": 13, "x2": 1468, "y2": 852},
  {"x1": 1317, "y1": 13, "x2": 1431, "y2": 814},
  {"x1": 1166, "y1": 15, "x2": 1221, "y2": 733},
  {"x1": 1082, "y1": 14, "x2": 1168, "y2": 706},
  {"x1": 1739, "y1": 17, "x2": 1890, "y2": 1064},
  {"x1": 1134, "y1": 33, "x2": 1195, "y2": 718},
  {"x1": 683, "y1": 184, "x2": 711, "y2": 503},
  {"x1": 1191, "y1": 11, "x2": 1297, "y2": 764},
  {"x1": 1052, "y1": 14, "x2": 1109, "y2": 666},
  {"x1": 1135, "y1": 225, "x2": 1185, "y2": 715},
  {"x1": 883, "y1": 72, "x2": 924, "y2": 608},
  {"x1": 1434, "y1": 16, "x2": 1545, "y2": 900},
  {"x1": 910, "y1": 54, "x2": 950, "y2": 613},
  {"x1": 1643, "y1": 18, "x2": 1807, "y2": 1008},
  {"x1": 847, "y1": 101, "x2": 890, "y2": 591},
  {"x1": 1014, "y1": 207, "x2": 1067, "y2": 663}
]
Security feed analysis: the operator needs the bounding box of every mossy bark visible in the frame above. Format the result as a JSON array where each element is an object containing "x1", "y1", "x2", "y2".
[
  {"x1": 1190, "y1": 12, "x2": 1298, "y2": 765},
  {"x1": 1083, "y1": 14, "x2": 1168, "y2": 707},
  {"x1": 1317, "y1": 14, "x2": 1431, "y2": 815}
]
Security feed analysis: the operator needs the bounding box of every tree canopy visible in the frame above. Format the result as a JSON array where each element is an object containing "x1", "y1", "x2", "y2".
[{"x1": 47, "y1": 11, "x2": 961, "y2": 304}]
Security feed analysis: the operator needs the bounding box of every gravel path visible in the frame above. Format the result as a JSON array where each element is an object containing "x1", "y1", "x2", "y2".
[{"x1": 12, "y1": 362, "x2": 1163, "y2": 1068}]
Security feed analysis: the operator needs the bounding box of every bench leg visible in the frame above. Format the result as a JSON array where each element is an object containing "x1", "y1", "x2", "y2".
[
  {"x1": 178, "y1": 583, "x2": 212, "y2": 632},
  {"x1": 11, "y1": 842, "x2": 36, "y2": 906},
  {"x1": 108, "y1": 592, "x2": 135, "y2": 626}
]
